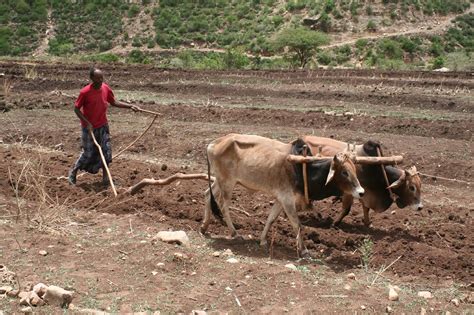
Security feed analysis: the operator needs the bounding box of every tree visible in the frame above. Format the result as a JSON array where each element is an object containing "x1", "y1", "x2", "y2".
[{"x1": 272, "y1": 27, "x2": 329, "y2": 68}]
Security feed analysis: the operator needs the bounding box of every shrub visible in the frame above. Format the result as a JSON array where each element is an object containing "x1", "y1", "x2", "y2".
[
  {"x1": 378, "y1": 39, "x2": 403, "y2": 59},
  {"x1": 317, "y1": 51, "x2": 332, "y2": 65},
  {"x1": 367, "y1": 20, "x2": 377, "y2": 32},
  {"x1": 82, "y1": 53, "x2": 120, "y2": 63},
  {"x1": 356, "y1": 38, "x2": 369, "y2": 50},
  {"x1": 128, "y1": 4, "x2": 140, "y2": 18},
  {"x1": 432, "y1": 56, "x2": 445, "y2": 69},
  {"x1": 99, "y1": 40, "x2": 112, "y2": 52},
  {"x1": 223, "y1": 48, "x2": 250, "y2": 69}
]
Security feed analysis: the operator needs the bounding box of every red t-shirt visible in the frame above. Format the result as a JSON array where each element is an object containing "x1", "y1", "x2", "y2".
[{"x1": 75, "y1": 83, "x2": 115, "y2": 128}]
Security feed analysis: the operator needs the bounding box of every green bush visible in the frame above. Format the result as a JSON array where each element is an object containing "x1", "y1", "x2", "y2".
[
  {"x1": 317, "y1": 51, "x2": 332, "y2": 65},
  {"x1": 128, "y1": 5, "x2": 140, "y2": 18},
  {"x1": 367, "y1": 20, "x2": 377, "y2": 32},
  {"x1": 432, "y1": 56, "x2": 445, "y2": 69},
  {"x1": 356, "y1": 38, "x2": 369, "y2": 50},
  {"x1": 99, "y1": 40, "x2": 112, "y2": 52},
  {"x1": 81, "y1": 53, "x2": 120, "y2": 63},
  {"x1": 377, "y1": 39, "x2": 403, "y2": 59},
  {"x1": 127, "y1": 49, "x2": 151, "y2": 63},
  {"x1": 223, "y1": 48, "x2": 250, "y2": 69}
]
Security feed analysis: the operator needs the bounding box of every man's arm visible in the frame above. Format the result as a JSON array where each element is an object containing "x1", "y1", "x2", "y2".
[
  {"x1": 74, "y1": 107, "x2": 93, "y2": 130},
  {"x1": 110, "y1": 99, "x2": 141, "y2": 111}
]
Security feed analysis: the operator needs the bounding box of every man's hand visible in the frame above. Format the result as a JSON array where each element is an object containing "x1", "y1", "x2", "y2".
[{"x1": 130, "y1": 105, "x2": 141, "y2": 112}]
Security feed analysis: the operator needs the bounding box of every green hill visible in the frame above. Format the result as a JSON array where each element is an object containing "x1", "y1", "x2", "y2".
[{"x1": 0, "y1": 0, "x2": 472, "y2": 70}]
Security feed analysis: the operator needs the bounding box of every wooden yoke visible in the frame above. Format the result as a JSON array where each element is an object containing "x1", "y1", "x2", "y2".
[{"x1": 287, "y1": 155, "x2": 403, "y2": 165}]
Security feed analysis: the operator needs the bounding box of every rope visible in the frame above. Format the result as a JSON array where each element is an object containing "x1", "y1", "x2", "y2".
[{"x1": 418, "y1": 172, "x2": 472, "y2": 185}]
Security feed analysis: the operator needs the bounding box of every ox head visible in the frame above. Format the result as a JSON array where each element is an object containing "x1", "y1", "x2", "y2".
[
  {"x1": 326, "y1": 152, "x2": 365, "y2": 199},
  {"x1": 387, "y1": 166, "x2": 423, "y2": 210}
]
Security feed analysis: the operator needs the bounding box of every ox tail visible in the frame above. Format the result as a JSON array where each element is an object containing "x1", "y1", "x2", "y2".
[{"x1": 207, "y1": 152, "x2": 223, "y2": 222}]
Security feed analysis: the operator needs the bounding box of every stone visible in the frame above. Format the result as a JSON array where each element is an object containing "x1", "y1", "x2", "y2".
[
  {"x1": 212, "y1": 251, "x2": 221, "y2": 257},
  {"x1": 20, "y1": 307, "x2": 32, "y2": 314},
  {"x1": 285, "y1": 263, "x2": 297, "y2": 271},
  {"x1": 420, "y1": 307, "x2": 427, "y2": 315},
  {"x1": 386, "y1": 306, "x2": 393, "y2": 313},
  {"x1": 191, "y1": 311, "x2": 207, "y2": 315},
  {"x1": 43, "y1": 285, "x2": 74, "y2": 308},
  {"x1": 29, "y1": 291, "x2": 44, "y2": 306},
  {"x1": 222, "y1": 249, "x2": 234, "y2": 256},
  {"x1": 0, "y1": 286, "x2": 12, "y2": 294},
  {"x1": 417, "y1": 291, "x2": 432, "y2": 299},
  {"x1": 154, "y1": 231, "x2": 190, "y2": 247},
  {"x1": 344, "y1": 284, "x2": 351, "y2": 291},
  {"x1": 451, "y1": 298, "x2": 460, "y2": 306},
  {"x1": 32, "y1": 283, "x2": 48, "y2": 298},
  {"x1": 6, "y1": 289, "x2": 19, "y2": 298},
  {"x1": 347, "y1": 273, "x2": 356, "y2": 280},
  {"x1": 361, "y1": 305, "x2": 366, "y2": 310},
  {"x1": 226, "y1": 258, "x2": 239, "y2": 264},
  {"x1": 38, "y1": 250, "x2": 48, "y2": 256},
  {"x1": 388, "y1": 287, "x2": 399, "y2": 301},
  {"x1": 173, "y1": 252, "x2": 189, "y2": 261}
]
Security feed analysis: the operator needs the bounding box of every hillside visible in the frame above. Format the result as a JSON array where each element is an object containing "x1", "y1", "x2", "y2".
[{"x1": 0, "y1": 0, "x2": 472, "y2": 70}]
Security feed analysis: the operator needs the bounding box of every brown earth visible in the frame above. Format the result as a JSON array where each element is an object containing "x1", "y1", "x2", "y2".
[{"x1": 0, "y1": 61, "x2": 472, "y2": 314}]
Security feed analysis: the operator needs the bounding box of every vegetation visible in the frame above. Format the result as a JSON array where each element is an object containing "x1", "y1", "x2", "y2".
[
  {"x1": 272, "y1": 27, "x2": 329, "y2": 68},
  {"x1": 0, "y1": 1, "x2": 471, "y2": 70}
]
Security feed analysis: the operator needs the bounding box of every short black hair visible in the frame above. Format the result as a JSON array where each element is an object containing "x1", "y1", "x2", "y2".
[{"x1": 89, "y1": 67, "x2": 97, "y2": 78}]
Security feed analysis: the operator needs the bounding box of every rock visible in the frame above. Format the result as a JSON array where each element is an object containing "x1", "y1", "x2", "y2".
[
  {"x1": 417, "y1": 291, "x2": 433, "y2": 299},
  {"x1": 222, "y1": 249, "x2": 234, "y2": 256},
  {"x1": 156, "y1": 263, "x2": 165, "y2": 268},
  {"x1": 226, "y1": 258, "x2": 239, "y2": 264},
  {"x1": 391, "y1": 285, "x2": 401, "y2": 293},
  {"x1": 154, "y1": 231, "x2": 190, "y2": 247},
  {"x1": 173, "y1": 252, "x2": 189, "y2": 261},
  {"x1": 0, "y1": 286, "x2": 13, "y2": 294},
  {"x1": 344, "y1": 284, "x2": 351, "y2": 291},
  {"x1": 20, "y1": 307, "x2": 32, "y2": 314},
  {"x1": 285, "y1": 263, "x2": 297, "y2": 271},
  {"x1": 19, "y1": 291, "x2": 30, "y2": 306},
  {"x1": 361, "y1": 305, "x2": 366, "y2": 310},
  {"x1": 151, "y1": 271, "x2": 158, "y2": 276},
  {"x1": 43, "y1": 285, "x2": 74, "y2": 308},
  {"x1": 29, "y1": 291, "x2": 44, "y2": 306},
  {"x1": 386, "y1": 306, "x2": 393, "y2": 313},
  {"x1": 38, "y1": 250, "x2": 48, "y2": 256},
  {"x1": 32, "y1": 283, "x2": 48, "y2": 298},
  {"x1": 450, "y1": 298, "x2": 459, "y2": 306},
  {"x1": 225, "y1": 287, "x2": 232, "y2": 291},
  {"x1": 191, "y1": 311, "x2": 207, "y2": 315},
  {"x1": 74, "y1": 308, "x2": 111, "y2": 315},
  {"x1": 347, "y1": 273, "x2": 356, "y2": 280},
  {"x1": 7, "y1": 289, "x2": 19, "y2": 298},
  {"x1": 391, "y1": 210, "x2": 396, "y2": 215},
  {"x1": 445, "y1": 312, "x2": 451, "y2": 315},
  {"x1": 212, "y1": 251, "x2": 221, "y2": 257},
  {"x1": 388, "y1": 287, "x2": 399, "y2": 301},
  {"x1": 420, "y1": 307, "x2": 427, "y2": 315}
]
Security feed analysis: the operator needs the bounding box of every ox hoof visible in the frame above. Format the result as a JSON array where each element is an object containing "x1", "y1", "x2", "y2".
[
  {"x1": 199, "y1": 225, "x2": 209, "y2": 235},
  {"x1": 363, "y1": 221, "x2": 372, "y2": 228},
  {"x1": 300, "y1": 249, "x2": 312, "y2": 259}
]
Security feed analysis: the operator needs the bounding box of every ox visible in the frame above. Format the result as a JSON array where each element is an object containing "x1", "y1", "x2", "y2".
[
  {"x1": 302, "y1": 136, "x2": 423, "y2": 226},
  {"x1": 200, "y1": 134, "x2": 365, "y2": 255}
]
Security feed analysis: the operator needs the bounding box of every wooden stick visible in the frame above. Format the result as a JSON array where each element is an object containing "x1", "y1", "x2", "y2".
[
  {"x1": 113, "y1": 115, "x2": 158, "y2": 159},
  {"x1": 370, "y1": 255, "x2": 402, "y2": 286},
  {"x1": 354, "y1": 155, "x2": 403, "y2": 165},
  {"x1": 288, "y1": 155, "x2": 403, "y2": 165},
  {"x1": 88, "y1": 129, "x2": 117, "y2": 197},
  {"x1": 377, "y1": 147, "x2": 396, "y2": 201},
  {"x1": 302, "y1": 145, "x2": 309, "y2": 205},
  {"x1": 136, "y1": 107, "x2": 163, "y2": 116},
  {"x1": 127, "y1": 173, "x2": 214, "y2": 195}
]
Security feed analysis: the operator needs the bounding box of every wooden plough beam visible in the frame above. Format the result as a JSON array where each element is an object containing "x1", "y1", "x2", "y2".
[{"x1": 127, "y1": 173, "x2": 214, "y2": 195}]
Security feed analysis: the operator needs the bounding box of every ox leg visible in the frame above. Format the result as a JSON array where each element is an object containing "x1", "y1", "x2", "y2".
[
  {"x1": 260, "y1": 202, "x2": 283, "y2": 247},
  {"x1": 334, "y1": 194, "x2": 354, "y2": 226},
  {"x1": 363, "y1": 205, "x2": 371, "y2": 227},
  {"x1": 279, "y1": 196, "x2": 307, "y2": 257},
  {"x1": 200, "y1": 186, "x2": 212, "y2": 234}
]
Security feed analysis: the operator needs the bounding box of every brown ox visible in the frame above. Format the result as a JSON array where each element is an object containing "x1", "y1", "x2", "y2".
[
  {"x1": 302, "y1": 136, "x2": 423, "y2": 226},
  {"x1": 200, "y1": 134, "x2": 365, "y2": 255}
]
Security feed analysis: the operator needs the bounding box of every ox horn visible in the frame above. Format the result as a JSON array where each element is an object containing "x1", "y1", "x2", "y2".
[
  {"x1": 387, "y1": 171, "x2": 406, "y2": 189},
  {"x1": 406, "y1": 165, "x2": 418, "y2": 176}
]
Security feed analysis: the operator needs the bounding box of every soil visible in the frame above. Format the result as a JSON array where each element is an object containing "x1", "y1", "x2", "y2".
[{"x1": 0, "y1": 61, "x2": 472, "y2": 314}]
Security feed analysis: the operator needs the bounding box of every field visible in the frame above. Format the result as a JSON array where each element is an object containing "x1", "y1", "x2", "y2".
[{"x1": 0, "y1": 61, "x2": 472, "y2": 313}]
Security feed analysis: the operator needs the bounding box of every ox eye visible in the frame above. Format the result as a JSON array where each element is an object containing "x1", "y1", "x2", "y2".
[
  {"x1": 409, "y1": 185, "x2": 416, "y2": 192},
  {"x1": 342, "y1": 171, "x2": 349, "y2": 177}
]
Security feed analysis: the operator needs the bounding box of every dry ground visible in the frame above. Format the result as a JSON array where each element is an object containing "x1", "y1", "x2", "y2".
[{"x1": 0, "y1": 61, "x2": 473, "y2": 314}]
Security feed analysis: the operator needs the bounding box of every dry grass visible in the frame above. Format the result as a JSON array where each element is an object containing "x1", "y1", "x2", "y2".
[
  {"x1": 23, "y1": 66, "x2": 38, "y2": 80},
  {"x1": 2, "y1": 78, "x2": 12, "y2": 97},
  {"x1": 7, "y1": 144, "x2": 75, "y2": 235}
]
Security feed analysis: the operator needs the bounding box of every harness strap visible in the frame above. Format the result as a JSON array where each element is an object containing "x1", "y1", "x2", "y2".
[{"x1": 377, "y1": 146, "x2": 397, "y2": 201}]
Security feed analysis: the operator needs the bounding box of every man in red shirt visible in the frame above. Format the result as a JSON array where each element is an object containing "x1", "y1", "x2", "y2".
[{"x1": 68, "y1": 67, "x2": 140, "y2": 185}]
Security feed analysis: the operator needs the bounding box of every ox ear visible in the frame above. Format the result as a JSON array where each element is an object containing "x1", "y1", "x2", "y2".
[{"x1": 387, "y1": 171, "x2": 406, "y2": 189}]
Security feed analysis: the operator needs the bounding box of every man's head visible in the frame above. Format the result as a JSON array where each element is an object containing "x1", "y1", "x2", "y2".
[{"x1": 89, "y1": 67, "x2": 103, "y2": 89}]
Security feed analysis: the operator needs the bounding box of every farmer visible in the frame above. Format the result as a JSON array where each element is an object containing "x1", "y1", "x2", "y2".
[{"x1": 68, "y1": 67, "x2": 140, "y2": 186}]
